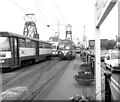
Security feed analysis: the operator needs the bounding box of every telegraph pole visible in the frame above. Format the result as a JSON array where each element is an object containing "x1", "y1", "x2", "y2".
[{"x1": 83, "y1": 25, "x2": 86, "y2": 49}]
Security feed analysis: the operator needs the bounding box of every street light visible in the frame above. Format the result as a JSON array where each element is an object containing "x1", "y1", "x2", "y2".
[{"x1": 47, "y1": 21, "x2": 60, "y2": 37}]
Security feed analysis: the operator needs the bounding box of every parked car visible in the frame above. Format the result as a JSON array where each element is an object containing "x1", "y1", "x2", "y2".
[{"x1": 104, "y1": 50, "x2": 120, "y2": 72}]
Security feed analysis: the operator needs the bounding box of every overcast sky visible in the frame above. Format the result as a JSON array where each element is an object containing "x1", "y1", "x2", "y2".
[{"x1": 0, "y1": 0, "x2": 118, "y2": 44}]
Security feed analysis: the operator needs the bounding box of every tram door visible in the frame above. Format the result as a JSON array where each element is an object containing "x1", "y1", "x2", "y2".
[
  {"x1": 12, "y1": 37, "x2": 19, "y2": 67},
  {"x1": 35, "y1": 41, "x2": 39, "y2": 62}
]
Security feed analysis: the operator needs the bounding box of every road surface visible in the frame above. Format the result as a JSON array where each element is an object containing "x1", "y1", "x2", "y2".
[{"x1": 1, "y1": 55, "x2": 95, "y2": 101}]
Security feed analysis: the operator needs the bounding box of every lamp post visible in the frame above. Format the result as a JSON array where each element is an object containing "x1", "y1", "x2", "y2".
[
  {"x1": 65, "y1": 24, "x2": 72, "y2": 41},
  {"x1": 47, "y1": 20, "x2": 67, "y2": 43}
]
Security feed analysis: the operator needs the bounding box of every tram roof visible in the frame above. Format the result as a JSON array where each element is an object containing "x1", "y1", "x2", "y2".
[
  {"x1": 0, "y1": 32, "x2": 50, "y2": 44},
  {"x1": 59, "y1": 39, "x2": 76, "y2": 46}
]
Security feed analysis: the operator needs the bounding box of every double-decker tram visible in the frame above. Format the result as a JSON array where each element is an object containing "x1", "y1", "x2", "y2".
[
  {"x1": 48, "y1": 36, "x2": 59, "y2": 57},
  {"x1": 58, "y1": 39, "x2": 76, "y2": 60},
  {"x1": 0, "y1": 32, "x2": 52, "y2": 71}
]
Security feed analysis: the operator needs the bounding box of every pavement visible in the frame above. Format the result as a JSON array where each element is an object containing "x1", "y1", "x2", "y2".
[{"x1": 39, "y1": 55, "x2": 96, "y2": 100}]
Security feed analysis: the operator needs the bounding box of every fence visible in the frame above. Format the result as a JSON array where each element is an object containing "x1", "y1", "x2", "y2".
[{"x1": 80, "y1": 52, "x2": 113, "y2": 101}]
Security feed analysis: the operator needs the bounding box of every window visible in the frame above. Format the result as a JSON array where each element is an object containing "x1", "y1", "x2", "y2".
[
  {"x1": 52, "y1": 45, "x2": 56, "y2": 49},
  {"x1": 49, "y1": 37, "x2": 58, "y2": 42},
  {"x1": 65, "y1": 45, "x2": 71, "y2": 50},
  {"x1": 19, "y1": 39, "x2": 25, "y2": 47},
  {"x1": 58, "y1": 44, "x2": 64, "y2": 50},
  {"x1": 39, "y1": 42, "x2": 44, "y2": 48},
  {"x1": 111, "y1": 52, "x2": 120, "y2": 59},
  {"x1": 26, "y1": 39, "x2": 35, "y2": 48},
  {"x1": 0, "y1": 37, "x2": 10, "y2": 51}
]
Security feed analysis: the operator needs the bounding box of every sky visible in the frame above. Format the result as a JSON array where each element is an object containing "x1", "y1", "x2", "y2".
[{"x1": 0, "y1": 0, "x2": 119, "y2": 45}]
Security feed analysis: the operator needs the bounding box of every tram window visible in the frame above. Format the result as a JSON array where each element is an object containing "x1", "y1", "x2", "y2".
[
  {"x1": 31, "y1": 41, "x2": 35, "y2": 48},
  {"x1": 39, "y1": 42, "x2": 44, "y2": 48},
  {"x1": 19, "y1": 39, "x2": 25, "y2": 47},
  {"x1": 49, "y1": 38, "x2": 58, "y2": 42},
  {"x1": 26, "y1": 39, "x2": 35, "y2": 48},
  {"x1": 46, "y1": 43, "x2": 50, "y2": 48},
  {"x1": 26, "y1": 39, "x2": 31, "y2": 47},
  {"x1": 39, "y1": 42, "x2": 42, "y2": 48},
  {"x1": 44, "y1": 43, "x2": 47, "y2": 48},
  {"x1": 0, "y1": 37, "x2": 10, "y2": 51}
]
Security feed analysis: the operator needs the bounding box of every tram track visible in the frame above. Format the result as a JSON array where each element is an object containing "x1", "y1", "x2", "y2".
[
  {"x1": 1, "y1": 58, "x2": 58, "y2": 90},
  {"x1": 20, "y1": 60, "x2": 70, "y2": 101},
  {"x1": 1, "y1": 59, "x2": 72, "y2": 101}
]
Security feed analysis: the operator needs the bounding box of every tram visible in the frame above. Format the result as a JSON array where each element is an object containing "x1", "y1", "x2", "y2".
[
  {"x1": 48, "y1": 36, "x2": 59, "y2": 57},
  {"x1": 0, "y1": 32, "x2": 52, "y2": 71},
  {"x1": 58, "y1": 39, "x2": 76, "y2": 60}
]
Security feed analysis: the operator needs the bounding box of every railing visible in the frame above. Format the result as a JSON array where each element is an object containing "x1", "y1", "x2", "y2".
[
  {"x1": 80, "y1": 52, "x2": 113, "y2": 101},
  {"x1": 104, "y1": 72, "x2": 112, "y2": 102}
]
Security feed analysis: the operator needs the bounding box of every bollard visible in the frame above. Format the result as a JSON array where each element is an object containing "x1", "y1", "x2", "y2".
[{"x1": 104, "y1": 72, "x2": 112, "y2": 102}]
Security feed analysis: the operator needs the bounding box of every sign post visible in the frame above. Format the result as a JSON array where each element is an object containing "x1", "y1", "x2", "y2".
[{"x1": 94, "y1": 0, "x2": 118, "y2": 100}]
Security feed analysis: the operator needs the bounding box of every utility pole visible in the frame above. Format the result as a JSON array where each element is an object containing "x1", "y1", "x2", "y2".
[
  {"x1": 83, "y1": 25, "x2": 87, "y2": 63},
  {"x1": 65, "y1": 24, "x2": 72, "y2": 41},
  {"x1": 47, "y1": 20, "x2": 67, "y2": 43},
  {"x1": 83, "y1": 25, "x2": 87, "y2": 49}
]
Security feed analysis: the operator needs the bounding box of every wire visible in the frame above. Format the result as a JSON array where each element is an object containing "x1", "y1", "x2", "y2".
[
  {"x1": 34, "y1": 0, "x2": 48, "y2": 25},
  {"x1": 52, "y1": 0, "x2": 68, "y2": 24},
  {"x1": 8, "y1": 0, "x2": 30, "y2": 13},
  {"x1": 36, "y1": 0, "x2": 56, "y2": 22}
]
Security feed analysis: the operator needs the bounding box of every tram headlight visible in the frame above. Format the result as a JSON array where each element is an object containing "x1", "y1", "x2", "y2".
[
  {"x1": 69, "y1": 52, "x2": 72, "y2": 54},
  {"x1": 59, "y1": 52, "x2": 61, "y2": 54}
]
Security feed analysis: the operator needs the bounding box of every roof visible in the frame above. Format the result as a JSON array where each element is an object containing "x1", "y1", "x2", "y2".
[{"x1": 0, "y1": 32, "x2": 50, "y2": 44}]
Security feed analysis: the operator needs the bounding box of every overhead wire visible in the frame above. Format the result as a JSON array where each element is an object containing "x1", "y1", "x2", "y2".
[
  {"x1": 8, "y1": 0, "x2": 46, "y2": 33},
  {"x1": 34, "y1": 0, "x2": 48, "y2": 25},
  {"x1": 36, "y1": 0, "x2": 56, "y2": 22},
  {"x1": 52, "y1": 0, "x2": 68, "y2": 24},
  {"x1": 8, "y1": 0, "x2": 30, "y2": 13}
]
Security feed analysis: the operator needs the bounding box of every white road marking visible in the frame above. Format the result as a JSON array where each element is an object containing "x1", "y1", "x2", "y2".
[{"x1": 101, "y1": 68, "x2": 120, "y2": 100}]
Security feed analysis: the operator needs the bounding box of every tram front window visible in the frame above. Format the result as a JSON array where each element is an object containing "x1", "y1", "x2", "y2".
[
  {"x1": 0, "y1": 37, "x2": 10, "y2": 51},
  {"x1": 52, "y1": 45, "x2": 56, "y2": 49},
  {"x1": 65, "y1": 45, "x2": 71, "y2": 50},
  {"x1": 49, "y1": 38, "x2": 58, "y2": 42},
  {"x1": 58, "y1": 44, "x2": 64, "y2": 50}
]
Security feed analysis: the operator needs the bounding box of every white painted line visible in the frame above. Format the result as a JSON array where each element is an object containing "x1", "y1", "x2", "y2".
[
  {"x1": 101, "y1": 69, "x2": 120, "y2": 89},
  {"x1": 111, "y1": 82, "x2": 120, "y2": 95},
  {"x1": 111, "y1": 89, "x2": 117, "y2": 100},
  {"x1": 101, "y1": 68, "x2": 120, "y2": 100},
  {"x1": 101, "y1": 69, "x2": 105, "y2": 73},
  {"x1": 111, "y1": 77, "x2": 120, "y2": 89}
]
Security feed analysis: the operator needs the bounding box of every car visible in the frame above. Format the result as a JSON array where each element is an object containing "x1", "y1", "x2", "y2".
[{"x1": 104, "y1": 50, "x2": 120, "y2": 72}]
